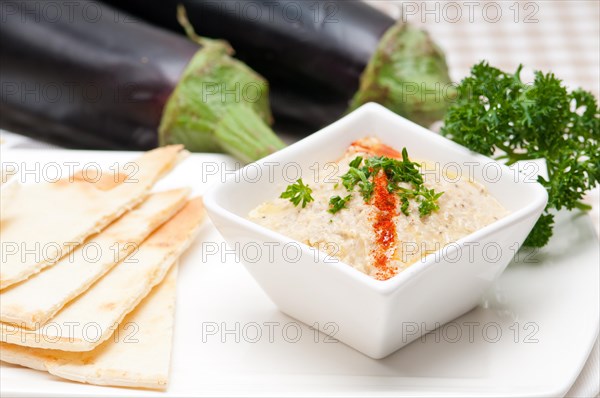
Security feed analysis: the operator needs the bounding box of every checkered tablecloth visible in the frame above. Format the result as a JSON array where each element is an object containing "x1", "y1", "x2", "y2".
[{"x1": 368, "y1": 0, "x2": 599, "y2": 97}]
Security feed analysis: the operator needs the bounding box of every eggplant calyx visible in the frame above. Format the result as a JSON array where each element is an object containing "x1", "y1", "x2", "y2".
[
  {"x1": 349, "y1": 23, "x2": 456, "y2": 128},
  {"x1": 158, "y1": 41, "x2": 282, "y2": 163},
  {"x1": 214, "y1": 104, "x2": 285, "y2": 164}
]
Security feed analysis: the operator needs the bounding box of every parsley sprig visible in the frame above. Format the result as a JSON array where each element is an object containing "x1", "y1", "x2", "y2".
[
  {"x1": 417, "y1": 188, "x2": 444, "y2": 217},
  {"x1": 337, "y1": 149, "x2": 443, "y2": 217},
  {"x1": 441, "y1": 61, "x2": 600, "y2": 247},
  {"x1": 280, "y1": 178, "x2": 314, "y2": 208}
]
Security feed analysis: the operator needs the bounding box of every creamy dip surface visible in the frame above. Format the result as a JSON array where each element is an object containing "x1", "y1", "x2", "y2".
[{"x1": 249, "y1": 137, "x2": 509, "y2": 280}]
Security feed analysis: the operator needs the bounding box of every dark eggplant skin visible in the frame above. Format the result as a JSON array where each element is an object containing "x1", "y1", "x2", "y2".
[
  {"x1": 0, "y1": 0, "x2": 198, "y2": 149},
  {"x1": 266, "y1": 77, "x2": 349, "y2": 134},
  {"x1": 102, "y1": 0, "x2": 393, "y2": 97},
  {"x1": 101, "y1": 0, "x2": 395, "y2": 131}
]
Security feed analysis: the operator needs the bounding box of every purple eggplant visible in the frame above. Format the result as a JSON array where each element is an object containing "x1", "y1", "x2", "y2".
[
  {"x1": 0, "y1": 0, "x2": 283, "y2": 162},
  {"x1": 102, "y1": 0, "x2": 454, "y2": 129}
]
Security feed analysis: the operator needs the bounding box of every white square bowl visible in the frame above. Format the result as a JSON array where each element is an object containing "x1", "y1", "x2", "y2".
[{"x1": 203, "y1": 102, "x2": 547, "y2": 359}]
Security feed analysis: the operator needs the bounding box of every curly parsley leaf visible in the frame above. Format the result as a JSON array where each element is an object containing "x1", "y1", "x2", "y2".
[
  {"x1": 441, "y1": 61, "x2": 600, "y2": 247},
  {"x1": 523, "y1": 213, "x2": 555, "y2": 247},
  {"x1": 280, "y1": 178, "x2": 314, "y2": 208}
]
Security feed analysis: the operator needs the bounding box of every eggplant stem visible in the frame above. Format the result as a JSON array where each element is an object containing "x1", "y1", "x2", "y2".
[{"x1": 176, "y1": 4, "x2": 233, "y2": 54}]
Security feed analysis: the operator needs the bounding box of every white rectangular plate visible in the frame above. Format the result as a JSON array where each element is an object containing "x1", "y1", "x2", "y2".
[{"x1": 1, "y1": 149, "x2": 598, "y2": 397}]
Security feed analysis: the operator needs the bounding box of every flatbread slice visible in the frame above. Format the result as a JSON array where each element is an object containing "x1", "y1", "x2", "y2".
[
  {"x1": 0, "y1": 188, "x2": 189, "y2": 329},
  {"x1": 0, "y1": 145, "x2": 184, "y2": 290},
  {"x1": 0, "y1": 265, "x2": 178, "y2": 390},
  {"x1": 0, "y1": 198, "x2": 204, "y2": 351}
]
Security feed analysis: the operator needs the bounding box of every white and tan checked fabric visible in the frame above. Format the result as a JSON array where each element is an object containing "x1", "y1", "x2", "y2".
[{"x1": 368, "y1": 0, "x2": 599, "y2": 97}]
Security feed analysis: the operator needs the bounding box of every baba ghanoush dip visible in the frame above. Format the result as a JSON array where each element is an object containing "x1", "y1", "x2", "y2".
[{"x1": 249, "y1": 137, "x2": 509, "y2": 281}]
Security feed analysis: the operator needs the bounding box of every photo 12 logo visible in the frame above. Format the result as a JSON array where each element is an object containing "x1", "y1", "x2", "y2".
[
  {"x1": 200, "y1": 321, "x2": 339, "y2": 344},
  {"x1": 399, "y1": 1, "x2": 540, "y2": 24},
  {"x1": 1, "y1": 240, "x2": 140, "y2": 265},
  {"x1": 0, "y1": 1, "x2": 141, "y2": 24},
  {"x1": 1, "y1": 321, "x2": 140, "y2": 345},
  {"x1": 197, "y1": 159, "x2": 542, "y2": 187},
  {"x1": 194, "y1": 1, "x2": 340, "y2": 24},
  {"x1": 405, "y1": 321, "x2": 540, "y2": 344},
  {"x1": 1, "y1": 161, "x2": 139, "y2": 184}
]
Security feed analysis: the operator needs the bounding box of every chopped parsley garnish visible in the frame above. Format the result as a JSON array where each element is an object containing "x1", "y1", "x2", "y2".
[
  {"x1": 340, "y1": 163, "x2": 374, "y2": 201},
  {"x1": 364, "y1": 148, "x2": 424, "y2": 189},
  {"x1": 280, "y1": 178, "x2": 314, "y2": 208},
  {"x1": 280, "y1": 149, "x2": 444, "y2": 217},
  {"x1": 348, "y1": 156, "x2": 363, "y2": 168},
  {"x1": 399, "y1": 195, "x2": 410, "y2": 216},
  {"x1": 417, "y1": 188, "x2": 444, "y2": 217},
  {"x1": 328, "y1": 194, "x2": 353, "y2": 214},
  {"x1": 336, "y1": 149, "x2": 443, "y2": 217},
  {"x1": 441, "y1": 61, "x2": 599, "y2": 247},
  {"x1": 397, "y1": 187, "x2": 419, "y2": 216}
]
